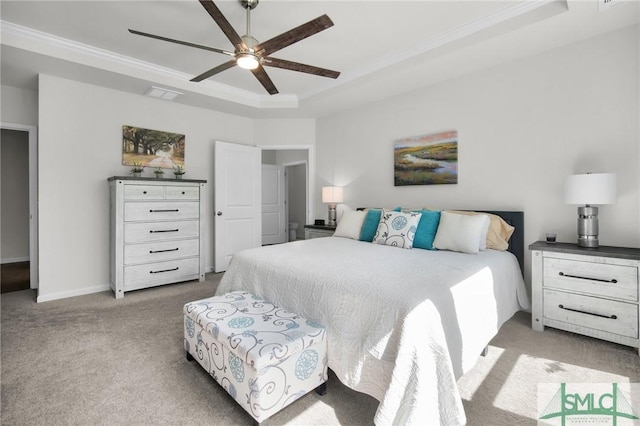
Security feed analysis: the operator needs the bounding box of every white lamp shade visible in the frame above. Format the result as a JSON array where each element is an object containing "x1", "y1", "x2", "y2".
[
  {"x1": 322, "y1": 186, "x2": 344, "y2": 204},
  {"x1": 565, "y1": 173, "x2": 617, "y2": 205}
]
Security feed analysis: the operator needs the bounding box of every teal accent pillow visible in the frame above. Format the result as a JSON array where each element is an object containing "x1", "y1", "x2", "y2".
[
  {"x1": 412, "y1": 209, "x2": 441, "y2": 250},
  {"x1": 359, "y1": 207, "x2": 401, "y2": 242}
]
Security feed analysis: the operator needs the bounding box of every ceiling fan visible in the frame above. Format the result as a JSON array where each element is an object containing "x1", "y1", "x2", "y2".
[{"x1": 129, "y1": 0, "x2": 340, "y2": 95}]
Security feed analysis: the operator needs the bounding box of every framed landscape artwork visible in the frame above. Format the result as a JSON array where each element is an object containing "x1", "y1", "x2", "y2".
[
  {"x1": 394, "y1": 130, "x2": 458, "y2": 186},
  {"x1": 122, "y1": 125, "x2": 185, "y2": 169}
]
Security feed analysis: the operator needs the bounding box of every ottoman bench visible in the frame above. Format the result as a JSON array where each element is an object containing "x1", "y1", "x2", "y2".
[{"x1": 183, "y1": 291, "x2": 328, "y2": 425}]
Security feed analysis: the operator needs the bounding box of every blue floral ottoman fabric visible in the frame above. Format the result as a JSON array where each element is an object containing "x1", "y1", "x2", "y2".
[{"x1": 184, "y1": 291, "x2": 327, "y2": 423}]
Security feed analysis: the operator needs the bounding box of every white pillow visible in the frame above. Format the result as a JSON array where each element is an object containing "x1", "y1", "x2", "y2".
[
  {"x1": 479, "y1": 215, "x2": 490, "y2": 251},
  {"x1": 433, "y1": 211, "x2": 490, "y2": 254},
  {"x1": 334, "y1": 210, "x2": 366, "y2": 240},
  {"x1": 372, "y1": 209, "x2": 422, "y2": 249}
]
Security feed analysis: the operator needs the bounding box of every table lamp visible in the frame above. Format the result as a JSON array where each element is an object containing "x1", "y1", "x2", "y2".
[
  {"x1": 564, "y1": 173, "x2": 617, "y2": 248},
  {"x1": 322, "y1": 186, "x2": 343, "y2": 226}
]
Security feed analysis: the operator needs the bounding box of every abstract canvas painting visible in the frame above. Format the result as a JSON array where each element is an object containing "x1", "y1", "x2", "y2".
[
  {"x1": 122, "y1": 125, "x2": 185, "y2": 169},
  {"x1": 394, "y1": 130, "x2": 458, "y2": 186}
]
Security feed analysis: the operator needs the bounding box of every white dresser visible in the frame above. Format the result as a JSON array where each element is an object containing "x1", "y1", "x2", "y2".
[
  {"x1": 108, "y1": 177, "x2": 206, "y2": 298},
  {"x1": 530, "y1": 241, "x2": 639, "y2": 355}
]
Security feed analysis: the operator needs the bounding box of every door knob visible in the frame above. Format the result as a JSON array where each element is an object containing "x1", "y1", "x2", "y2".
[{"x1": 217, "y1": 211, "x2": 223, "y2": 216}]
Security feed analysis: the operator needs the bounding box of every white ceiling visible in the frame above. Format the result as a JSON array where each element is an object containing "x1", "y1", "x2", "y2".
[{"x1": 1, "y1": 0, "x2": 638, "y2": 118}]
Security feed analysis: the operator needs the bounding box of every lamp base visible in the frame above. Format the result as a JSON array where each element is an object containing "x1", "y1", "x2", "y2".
[
  {"x1": 327, "y1": 204, "x2": 337, "y2": 226},
  {"x1": 577, "y1": 236, "x2": 599, "y2": 248},
  {"x1": 577, "y1": 205, "x2": 599, "y2": 248}
]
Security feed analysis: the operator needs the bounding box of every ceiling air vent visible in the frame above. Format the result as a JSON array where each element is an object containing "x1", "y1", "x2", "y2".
[{"x1": 144, "y1": 86, "x2": 182, "y2": 101}]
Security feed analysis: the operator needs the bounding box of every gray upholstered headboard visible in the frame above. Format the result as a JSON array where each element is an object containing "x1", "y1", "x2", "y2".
[
  {"x1": 476, "y1": 210, "x2": 524, "y2": 275},
  {"x1": 356, "y1": 208, "x2": 525, "y2": 275}
]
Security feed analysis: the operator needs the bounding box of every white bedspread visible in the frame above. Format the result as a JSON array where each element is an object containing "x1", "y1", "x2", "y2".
[{"x1": 216, "y1": 237, "x2": 529, "y2": 425}]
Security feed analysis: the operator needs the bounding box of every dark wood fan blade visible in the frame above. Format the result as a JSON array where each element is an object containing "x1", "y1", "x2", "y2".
[
  {"x1": 264, "y1": 57, "x2": 340, "y2": 79},
  {"x1": 255, "y1": 14, "x2": 334, "y2": 57},
  {"x1": 251, "y1": 66, "x2": 279, "y2": 95},
  {"x1": 190, "y1": 60, "x2": 237, "y2": 82},
  {"x1": 128, "y1": 29, "x2": 233, "y2": 56},
  {"x1": 199, "y1": 0, "x2": 244, "y2": 49}
]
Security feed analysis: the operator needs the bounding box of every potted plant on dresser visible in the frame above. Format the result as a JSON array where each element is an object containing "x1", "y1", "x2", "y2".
[
  {"x1": 129, "y1": 162, "x2": 144, "y2": 178},
  {"x1": 154, "y1": 166, "x2": 165, "y2": 179},
  {"x1": 173, "y1": 165, "x2": 186, "y2": 179}
]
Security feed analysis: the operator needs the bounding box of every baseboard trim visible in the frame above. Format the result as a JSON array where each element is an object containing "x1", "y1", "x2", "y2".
[
  {"x1": 1, "y1": 256, "x2": 29, "y2": 264},
  {"x1": 37, "y1": 284, "x2": 111, "y2": 303}
]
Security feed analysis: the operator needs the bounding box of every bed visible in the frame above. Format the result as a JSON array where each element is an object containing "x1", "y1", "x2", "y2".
[{"x1": 215, "y1": 210, "x2": 529, "y2": 425}]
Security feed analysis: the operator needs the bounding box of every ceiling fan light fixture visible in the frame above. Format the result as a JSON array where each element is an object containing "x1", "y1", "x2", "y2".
[{"x1": 236, "y1": 53, "x2": 260, "y2": 70}]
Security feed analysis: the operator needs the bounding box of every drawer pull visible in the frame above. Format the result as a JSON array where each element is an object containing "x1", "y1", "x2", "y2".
[
  {"x1": 150, "y1": 267, "x2": 179, "y2": 274},
  {"x1": 149, "y1": 209, "x2": 179, "y2": 213},
  {"x1": 558, "y1": 304, "x2": 617, "y2": 320},
  {"x1": 149, "y1": 248, "x2": 179, "y2": 254},
  {"x1": 143, "y1": 191, "x2": 147, "y2": 194},
  {"x1": 149, "y1": 229, "x2": 179, "y2": 233},
  {"x1": 558, "y1": 272, "x2": 618, "y2": 284}
]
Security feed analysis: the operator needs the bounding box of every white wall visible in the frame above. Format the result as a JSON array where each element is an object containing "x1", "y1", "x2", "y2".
[
  {"x1": 316, "y1": 25, "x2": 640, "y2": 289},
  {"x1": 1, "y1": 85, "x2": 38, "y2": 125},
  {"x1": 36, "y1": 74, "x2": 258, "y2": 301},
  {"x1": 254, "y1": 119, "x2": 315, "y2": 147},
  {"x1": 1, "y1": 129, "x2": 30, "y2": 262}
]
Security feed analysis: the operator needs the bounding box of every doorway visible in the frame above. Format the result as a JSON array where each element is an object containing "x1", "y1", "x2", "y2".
[
  {"x1": 260, "y1": 146, "x2": 311, "y2": 243},
  {"x1": 0, "y1": 123, "x2": 38, "y2": 293}
]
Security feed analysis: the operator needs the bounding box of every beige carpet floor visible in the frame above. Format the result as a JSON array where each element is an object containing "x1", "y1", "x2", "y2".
[{"x1": 2, "y1": 273, "x2": 639, "y2": 425}]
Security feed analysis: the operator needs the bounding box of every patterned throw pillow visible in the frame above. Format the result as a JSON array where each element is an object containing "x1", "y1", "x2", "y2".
[{"x1": 372, "y1": 209, "x2": 422, "y2": 249}]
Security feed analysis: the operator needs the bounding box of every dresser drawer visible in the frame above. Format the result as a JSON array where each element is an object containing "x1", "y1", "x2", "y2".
[
  {"x1": 123, "y1": 257, "x2": 200, "y2": 290},
  {"x1": 124, "y1": 239, "x2": 200, "y2": 265},
  {"x1": 544, "y1": 257, "x2": 638, "y2": 302},
  {"x1": 124, "y1": 201, "x2": 199, "y2": 222},
  {"x1": 165, "y1": 186, "x2": 200, "y2": 200},
  {"x1": 544, "y1": 289, "x2": 638, "y2": 339},
  {"x1": 306, "y1": 229, "x2": 334, "y2": 239},
  {"x1": 124, "y1": 220, "x2": 200, "y2": 243},
  {"x1": 123, "y1": 185, "x2": 164, "y2": 200}
]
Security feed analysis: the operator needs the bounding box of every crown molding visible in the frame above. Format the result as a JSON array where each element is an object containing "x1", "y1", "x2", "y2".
[{"x1": 0, "y1": 20, "x2": 299, "y2": 109}]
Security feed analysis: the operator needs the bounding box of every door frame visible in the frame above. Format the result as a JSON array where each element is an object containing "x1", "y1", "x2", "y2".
[
  {"x1": 1, "y1": 122, "x2": 38, "y2": 290},
  {"x1": 257, "y1": 145, "x2": 313, "y2": 227}
]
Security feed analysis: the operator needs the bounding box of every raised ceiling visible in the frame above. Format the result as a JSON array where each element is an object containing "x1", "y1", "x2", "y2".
[{"x1": 1, "y1": 0, "x2": 638, "y2": 118}]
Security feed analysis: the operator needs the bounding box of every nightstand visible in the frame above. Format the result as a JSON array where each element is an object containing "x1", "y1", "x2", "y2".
[
  {"x1": 304, "y1": 224, "x2": 336, "y2": 239},
  {"x1": 529, "y1": 241, "x2": 639, "y2": 355}
]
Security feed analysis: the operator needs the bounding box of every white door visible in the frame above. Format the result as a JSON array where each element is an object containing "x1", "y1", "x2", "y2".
[
  {"x1": 214, "y1": 141, "x2": 261, "y2": 272},
  {"x1": 261, "y1": 164, "x2": 286, "y2": 245}
]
